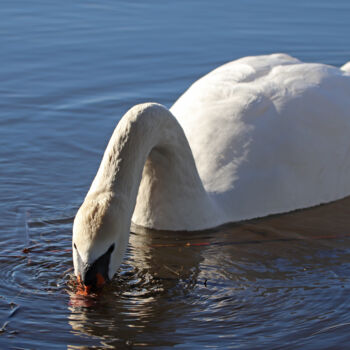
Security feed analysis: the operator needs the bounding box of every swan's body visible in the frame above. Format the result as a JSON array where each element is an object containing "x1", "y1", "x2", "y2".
[{"x1": 73, "y1": 53, "x2": 350, "y2": 286}]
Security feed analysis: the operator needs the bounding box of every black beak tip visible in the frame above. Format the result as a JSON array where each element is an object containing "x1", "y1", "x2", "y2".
[
  {"x1": 76, "y1": 243, "x2": 114, "y2": 290},
  {"x1": 82, "y1": 269, "x2": 108, "y2": 290}
]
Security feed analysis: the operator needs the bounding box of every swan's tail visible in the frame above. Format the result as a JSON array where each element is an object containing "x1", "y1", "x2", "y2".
[{"x1": 341, "y1": 61, "x2": 350, "y2": 73}]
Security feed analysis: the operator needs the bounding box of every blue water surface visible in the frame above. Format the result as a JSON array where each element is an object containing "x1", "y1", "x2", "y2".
[{"x1": 1, "y1": 1, "x2": 350, "y2": 349}]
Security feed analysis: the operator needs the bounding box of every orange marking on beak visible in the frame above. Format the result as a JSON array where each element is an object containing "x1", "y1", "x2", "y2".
[
  {"x1": 75, "y1": 286, "x2": 91, "y2": 296},
  {"x1": 83, "y1": 285, "x2": 91, "y2": 294},
  {"x1": 96, "y1": 273, "x2": 105, "y2": 287},
  {"x1": 75, "y1": 274, "x2": 92, "y2": 295}
]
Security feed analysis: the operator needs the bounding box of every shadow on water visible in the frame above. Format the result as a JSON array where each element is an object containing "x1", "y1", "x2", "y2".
[{"x1": 1, "y1": 197, "x2": 350, "y2": 348}]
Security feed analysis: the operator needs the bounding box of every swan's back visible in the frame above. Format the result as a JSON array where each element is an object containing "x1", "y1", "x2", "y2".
[{"x1": 171, "y1": 54, "x2": 350, "y2": 222}]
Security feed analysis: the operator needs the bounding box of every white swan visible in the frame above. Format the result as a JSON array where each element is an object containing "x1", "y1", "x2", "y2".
[{"x1": 72, "y1": 53, "x2": 350, "y2": 288}]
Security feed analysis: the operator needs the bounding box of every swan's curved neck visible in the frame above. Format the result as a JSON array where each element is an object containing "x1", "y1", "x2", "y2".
[{"x1": 88, "y1": 103, "x2": 220, "y2": 231}]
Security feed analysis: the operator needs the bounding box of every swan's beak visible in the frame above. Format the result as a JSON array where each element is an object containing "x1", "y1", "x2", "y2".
[
  {"x1": 76, "y1": 243, "x2": 115, "y2": 291},
  {"x1": 81, "y1": 262, "x2": 108, "y2": 290}
]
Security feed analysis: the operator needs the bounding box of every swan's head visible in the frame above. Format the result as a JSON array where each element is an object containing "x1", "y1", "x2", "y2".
[{"x1": 72, "y1": 192, "x2": 129, "y2": 290}]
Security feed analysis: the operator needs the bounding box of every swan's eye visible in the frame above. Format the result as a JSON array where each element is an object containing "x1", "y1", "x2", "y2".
[
  {"x1": 74, "y1": 243, "x2": 77, "y2": 250},
  {"x1": 108, "y1": 243, "x2": 115, "y2": 254}
]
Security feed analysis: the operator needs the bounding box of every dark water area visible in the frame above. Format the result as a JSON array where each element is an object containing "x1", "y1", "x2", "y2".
[{"x1": 1, "y1": 0, "x2": 350, "y2": 349}]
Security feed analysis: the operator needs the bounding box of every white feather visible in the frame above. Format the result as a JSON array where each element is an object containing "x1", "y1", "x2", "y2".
[{"x1": 73, "y1": 53, "x2": 350, "y2": 278}]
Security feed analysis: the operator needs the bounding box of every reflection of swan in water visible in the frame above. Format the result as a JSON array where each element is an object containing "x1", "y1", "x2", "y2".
[
  {"x1": 72, "y1": 53, "x2": 350, "y2": 287},
  {"x1": 68, "y1": 197, "x2": 350, "y2": 348},
  {"x1": 68, "y1": 227, "x2": 205, "y2": 348}
]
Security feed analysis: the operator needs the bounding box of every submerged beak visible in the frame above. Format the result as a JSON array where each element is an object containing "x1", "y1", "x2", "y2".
[
  {"x1": 76, "y1": 243, "x2": 114, "y2": 291},
  {"x1": 81, "y1": 263, "x2": 108, "y2": 290}
]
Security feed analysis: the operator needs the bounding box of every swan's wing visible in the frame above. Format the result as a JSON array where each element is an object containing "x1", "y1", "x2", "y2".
[{"x1": 170, "y1": 54, "x2": 350, "y2": 221}]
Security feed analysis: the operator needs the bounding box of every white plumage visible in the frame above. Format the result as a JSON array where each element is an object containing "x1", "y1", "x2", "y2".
[
  {"x1": 73, "y1": 53, "x2": 350, "y2": 282},
  {"x1": 169, "y1": 53, "x2": 350, "y2": 226}
]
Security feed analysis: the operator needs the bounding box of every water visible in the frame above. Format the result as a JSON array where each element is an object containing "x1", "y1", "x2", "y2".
[{"x1": 1, "y1": 0, "x2": 350, "y2": 348}]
